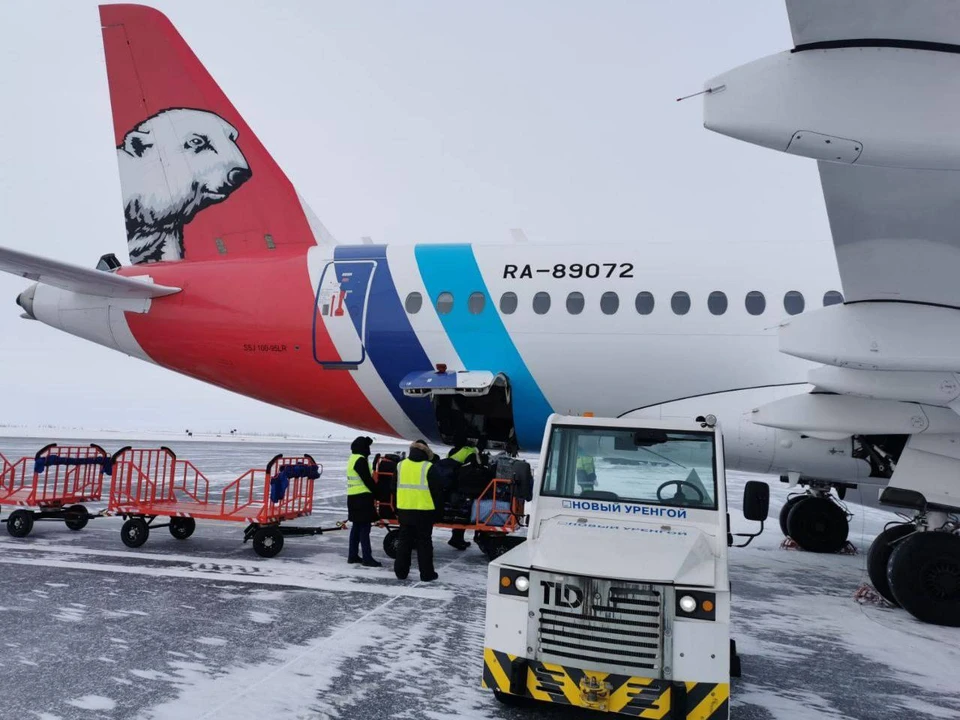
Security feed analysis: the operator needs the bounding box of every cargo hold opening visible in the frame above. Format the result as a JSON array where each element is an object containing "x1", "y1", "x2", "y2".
[{"x1": 400, "y1": 369, "x2": 517, "y2": 452}]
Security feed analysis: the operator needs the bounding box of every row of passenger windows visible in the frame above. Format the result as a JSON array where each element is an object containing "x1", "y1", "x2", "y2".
[{"x1": 404, "y1": 290, "x2": 844, "y2": 316}]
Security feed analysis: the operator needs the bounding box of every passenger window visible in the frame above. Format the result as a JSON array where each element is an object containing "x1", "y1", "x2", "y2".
[
  {"x1": 671, "y1": 291, "x2": 690, "y2": 315},
  {"x1": 784, "y1": 290, "x2": 805, "y2": 315},
  {"x1": 533, "y1": 292, "x2": 551, "y2": 315},
  {"x1": 566, "y1": 292, "x2": 584, "y2": 315},
  {"x1": 499, "y1": 292, "x2": 518, "y2": 315},
  {"x1": 823, "y1": 290, "x2": 844, "y2": 306},
  {"x1": 600, "y1": 291, "x2": 619, "y2": 315},
  {"x1": 635, "y1": 291, "x2": 654, "y2": 315},
  {"x1": 468, "y1": 292, "x2": 486, "y2": 315},
  {"x1": 745, "y1": 291, "x2": 765, "y2": 316},
  {"x1": 708, "y1": 291, "x2": 727, "y2": 316},
  {"x1": 436, "y1": 292, "x2": 454, "y2": 315},
  {"x1": 404, "y1": 292, "x2": 422, "y2": 314}
]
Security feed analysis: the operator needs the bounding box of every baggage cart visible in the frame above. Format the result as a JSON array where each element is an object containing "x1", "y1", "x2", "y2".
[
  {"x1": 109, "y1": 447, "x2": 344, "y2": 557},
  {"x1": 0, "y1": 444, "x2": 110, "y2": 537}
]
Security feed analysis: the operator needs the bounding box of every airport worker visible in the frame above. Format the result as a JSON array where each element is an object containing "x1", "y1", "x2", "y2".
[
  {"x1": 346, "y1": 436, "x2": 382, "y2": 567},
  {"x1": 576, "y1": 448, "x2": 597, "y2": 492},
  {"x1": 447, "y1": 432, "x2": 480, "y2": 551},
  {"x1": 394, "y1": 439, "x2": 443, "y2": 582}
]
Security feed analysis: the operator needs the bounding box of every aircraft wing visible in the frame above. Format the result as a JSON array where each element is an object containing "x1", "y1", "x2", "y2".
[
  {"x1": 785, "y1": 1, "x2": 960, "y2": 308},
  {"x1": 0, "y1": 245, "x2": 180, "y2": 299},
  {"x1": 705, "y1": 0, "x2": 960, "y2": 308}
]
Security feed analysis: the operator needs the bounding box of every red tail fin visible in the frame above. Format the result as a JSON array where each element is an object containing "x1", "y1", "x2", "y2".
[{"x1": 100, "y1": 4, "x2": 318, "y2": 265}]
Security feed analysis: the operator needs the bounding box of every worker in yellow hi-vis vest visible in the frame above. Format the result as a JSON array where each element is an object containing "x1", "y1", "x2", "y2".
[
  {"x1": 394, "y1": 439, "x2": 443, "y2": 582},
  {"x1": 446, "y1": 432, "x2": 481, "y2": 551},
  {"x1": 576, "y1": 449, "x2": 597, "y2": 493},
  {"x1": 346, "y1": 436, "x2": 382, "y2": 567}
]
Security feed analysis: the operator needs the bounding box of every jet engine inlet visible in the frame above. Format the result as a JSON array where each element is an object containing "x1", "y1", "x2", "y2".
[{"x1": 16, "y1": 283, "x2": 37, "y2": 319}]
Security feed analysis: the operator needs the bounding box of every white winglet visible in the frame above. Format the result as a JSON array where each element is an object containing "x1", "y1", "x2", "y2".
[{"x1": 0, "y1": 245, "x2": 181, "y2": 299}]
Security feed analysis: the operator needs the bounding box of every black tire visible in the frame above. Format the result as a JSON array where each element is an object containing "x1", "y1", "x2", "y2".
[
  {"x1": 887, "y1": 531, "x2": 960, "y2": 627},
  {"x1": 492, "y1": 688, "x2": 530, "y2": 707},
  {"x1": 7, "y1": 509, "x2": 34, "y2": 538},
  {"x1": 121, "y1": 518, "x2": 149, "y2": 548},
  {"x1": 778, "y1": 495, "x2": 808, "y2": 537},
  {"x1": 867, "y1": 523, "x2": 915, "y2": 606},
  {"x1": 475, "y1": 532, "x2": 491, "y2": 555},
  {"x1": 64, "y1": 504, "x2": 89, "y2": 532},
  {"x1": 169, "y1": 517, "x2": 196, "y2": 540},
  {"x1": 785, "y1": 496, "x2": 849, "y2": 553},
  {"x1": 383, "y1": 529, "x2": 399, "y2": 559},
  {"x1": 252, "y1": 526, "x2": 284, "y2": 558},
  {"x1": 485, "y1": 537, "x2": 511, "y2": 561}
]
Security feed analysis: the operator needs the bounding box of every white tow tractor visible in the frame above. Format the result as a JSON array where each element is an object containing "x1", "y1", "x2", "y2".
[{"x1": 482, "y1": 414, "x2": 769, "y2": 719}]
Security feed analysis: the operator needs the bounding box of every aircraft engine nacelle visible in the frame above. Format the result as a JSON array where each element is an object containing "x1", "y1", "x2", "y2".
[
  {"x1": 703, "y1": 46, "x2": 960, "y2": 171},
  {"x1": 26, "y1": 283, "x2": 154, "y2": 362}
]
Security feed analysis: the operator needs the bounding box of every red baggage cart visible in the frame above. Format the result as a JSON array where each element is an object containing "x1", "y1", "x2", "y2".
[
  {"x1": 108, "y1": 447, "x2": 343, "y2": 557},
  {"x1": 1, "y1": 443, "x2": 110, "y2": 537},
  {"x1": 372, "y1": 453, "x2": 528, "y2": 560}
]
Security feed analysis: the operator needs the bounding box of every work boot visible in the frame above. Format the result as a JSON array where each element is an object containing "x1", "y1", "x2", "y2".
[
  {"x1": 420, "y1": 572, "x2": 439, "y2": 582},
  {"x1": 361, "y1": 558, "x2": 382, "y2": 568},
  {"x1": 347, "y1": 556, "x2": 362, "y2": 564},
  {"x1": 448, "y1": 539, "x2": 471, "y2": 551}
]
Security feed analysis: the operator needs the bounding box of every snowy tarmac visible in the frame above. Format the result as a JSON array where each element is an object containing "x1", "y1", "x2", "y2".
[{"x1": 1, "y1": 437, "x2": 959, "y2": 720}]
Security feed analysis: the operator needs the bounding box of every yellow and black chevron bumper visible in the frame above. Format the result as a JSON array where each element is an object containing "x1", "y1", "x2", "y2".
[{"x1": 482, "y1": 648, "x2": 729, "y2": 719}]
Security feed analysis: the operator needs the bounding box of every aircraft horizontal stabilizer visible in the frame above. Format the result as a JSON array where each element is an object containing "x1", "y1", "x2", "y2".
[{"x1": 0, "y1": 245, "x2": 180, "y2": 299}]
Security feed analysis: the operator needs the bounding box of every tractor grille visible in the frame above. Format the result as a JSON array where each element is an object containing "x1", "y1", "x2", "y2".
[{"x1": 532, "y1": 573, "x2": 667, "y2": 676}]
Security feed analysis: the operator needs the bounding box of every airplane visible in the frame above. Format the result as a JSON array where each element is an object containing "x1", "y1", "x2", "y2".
[
  {"x1": 699, "y1": 0, "x2": 960, "y2": 627},
  {"x1": 0, "y1": 5, "x2": 948, "y2": 625}
]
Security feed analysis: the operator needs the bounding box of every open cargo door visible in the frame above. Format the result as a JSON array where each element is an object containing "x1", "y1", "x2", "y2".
[{"x1": 400, "y1": 369, "x2": 517, "y2": 451}]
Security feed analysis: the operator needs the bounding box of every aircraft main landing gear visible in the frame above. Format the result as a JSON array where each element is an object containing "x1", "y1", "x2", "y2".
[
  {"x1": 868, "y1": 509, "x2": 960, "y2": 627},
  {"x1": 780, "y1": 483, "x2": 850, "y2": 554}
]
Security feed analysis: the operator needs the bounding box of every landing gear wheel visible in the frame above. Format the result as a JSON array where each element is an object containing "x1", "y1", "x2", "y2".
[
  {"x1": 887, "y1": 531, "x2": 960, "y2": 627},
  {"x1": 121, "y1": 518, "x2": 149, "y2": 548},
  {"x1": 383, "y1": 529, "x2": 399, "y2": 559},
  {"x1": 785, "y1": 496, "x2": 849, "y2": 553},
  {"x1": 252, "y1": 526, "x2": 284, "y2": 558},
  {"x1": 169, "y1": 517, "x2": 196, "y2": 540},
  {"x1": 867, "y1": 523, "x2": 915, "y2": 606},
  {"x1": 64, "y1": 504, "x2": 89, "y2": 532},
  {"x1": 778, "y1": 495, "x2": 808, "y2": 537},
  {"x1": 7, "y1": 509, "x2": 34, "y2": 538}
]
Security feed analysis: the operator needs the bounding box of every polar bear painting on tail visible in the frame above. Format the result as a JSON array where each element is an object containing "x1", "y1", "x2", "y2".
[{"x1": 117, "y1": 108, "x2": 252, "y2": 264}]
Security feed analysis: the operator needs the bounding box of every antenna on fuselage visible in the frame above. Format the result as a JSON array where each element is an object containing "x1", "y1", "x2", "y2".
[
  {"x1": 361, "y1": 236, "x2": 373, "y2": 245},
  {"x1": 510, "y1": 228, "x2": 529, "y2": 244}
]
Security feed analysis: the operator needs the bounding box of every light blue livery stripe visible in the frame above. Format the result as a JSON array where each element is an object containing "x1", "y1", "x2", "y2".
[{"x1": 414, "y1": 244, "x2": 553, "y2": 448}]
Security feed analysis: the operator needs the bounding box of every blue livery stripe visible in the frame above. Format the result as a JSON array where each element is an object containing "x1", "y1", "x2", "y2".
[
  {"x1": 333, "y1": 246, "x2": 439, "y2": 441},
  {"x1": 414, "y1": 244, "x2": 553, "y2": 448}
]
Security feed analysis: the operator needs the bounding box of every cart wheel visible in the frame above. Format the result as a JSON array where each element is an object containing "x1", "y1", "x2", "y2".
[
  {"x1": 169, "y1": 517, "x2": 196, "y2": 540},
  {"x1": 7, "y1": 509, "x2": 34, "y2": 538},
  {"x1": 253, "y1": 526, "x2": 284, "y2": 558},
  {"x1": 64, "y1": 504, "x2": 89, "y2": 532},
  {"x1": 484, "y1": 537, "x2": 511, "y2": 561},
  {"x1": 383, "y1": 529, "x2": 400, "y2": 559},
  {"x1": 121, "y1": 518, "x2": 149, "y2": 548},
  {"x1": 475, "y1": 532, "x2": 491, "y2": 555}
]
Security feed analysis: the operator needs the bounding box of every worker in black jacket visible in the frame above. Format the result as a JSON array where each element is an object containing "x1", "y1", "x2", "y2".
[
  {"x1": 394, "y1": 439, "x2": 444, "y2": 582},
  {"x1": 447, "y1": 432, "x2": 480, "y2": 551},
  {"x1": 346, "y1": 436, "x2": 382, "y2": 567}
]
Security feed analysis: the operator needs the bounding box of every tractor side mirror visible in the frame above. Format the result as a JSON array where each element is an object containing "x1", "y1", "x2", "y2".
[{"x1": 743, "y1": 481, "x2": 770, "y2": 522}]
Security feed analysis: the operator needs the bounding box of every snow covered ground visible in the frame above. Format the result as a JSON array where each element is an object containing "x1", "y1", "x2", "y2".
[{"x1": 1, "y1": 437, "x2": 959, "y2": 720}]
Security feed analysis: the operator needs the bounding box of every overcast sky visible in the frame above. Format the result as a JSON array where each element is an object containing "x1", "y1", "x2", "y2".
[{"x1": 0, "y1": 1, "x2": 835, "y2": 437}]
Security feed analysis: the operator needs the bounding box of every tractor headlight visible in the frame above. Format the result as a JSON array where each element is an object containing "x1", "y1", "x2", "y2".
[
  {"x1": 676, "y1": 590, "x2": 716, "y2": 620},
  {"x1": 499, "y1": 568, "x2": 530, "y2": 597}
]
